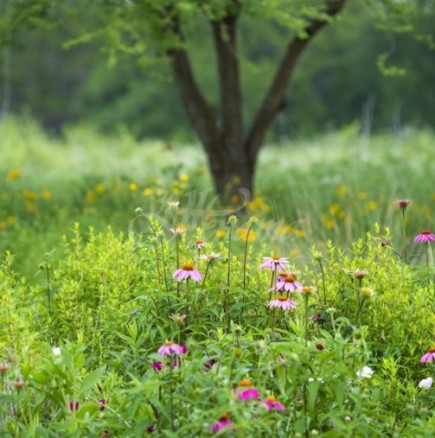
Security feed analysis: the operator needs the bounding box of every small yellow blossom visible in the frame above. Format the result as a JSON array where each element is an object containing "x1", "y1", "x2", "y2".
[
  {"x1": 42, "y1": 189, "x2": 52, "y2": 200},
  {"x1": 129, "y1": 182, "x2": 138, "y2": 192},
  {"x1": 295, "y1": 229, "x2": 305, "y2": 238},
  {"x1": 179, "y1": 173, "x2": 189, "y2": 182},
  {"x1": 237, "y1": 228, "x2": 256, "y2": 242},
  {"x1": 6, "y1": 215, "x2": 15, "y2": 225},
  {"x1": 367, "y1": 201, "x2": 378, "y2": 210},
  {"x1": 0, "y1": 222, "x2": 6, "y2": 231},
  {"x1": 143, "y1": 188, "x2": 153, "y2": 197},
  {"x1": 7, "y1": 169, "x2": 21, "y2": 181},
  {"x1": 335, "y1": 184, "x2": 347, "y2": 197},
  {"x1": 23, "y1": 191, "x2": 37, "y2": 202},
  {"x1": 325, "y1": 218, "x2": 335, "y2": 229},
  {"x1": 95, "y1": 183, "x2": 105, "y2": 193},
  {"x1": 215, "y1": 229, "x2": 226, "y2": 239},
  {"x1": 86, "y1": 191, "x2": 96, "y2": 203}
]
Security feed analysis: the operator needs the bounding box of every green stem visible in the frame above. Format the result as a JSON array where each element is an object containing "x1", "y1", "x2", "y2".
[
  {"x1": 242, "y1": 223, "x2": 254, "y2": 290},
  {"x1": 304, "y1": 295, "x2": 309, "y2": 347},
  {"x1": 355, "y1": 297, "x2": 366, "y2": 327},
  {"x1": 318, "y1": 259, "x2": 326, "y2": 305},
  {"x1": 402, "y1": 209, "x2": 408, "y2": 264}
]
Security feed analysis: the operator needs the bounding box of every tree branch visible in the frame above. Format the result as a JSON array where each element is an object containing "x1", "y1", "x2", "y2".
[{"x1": 246, "y1": 0, "x2": 347, "y2": 159}]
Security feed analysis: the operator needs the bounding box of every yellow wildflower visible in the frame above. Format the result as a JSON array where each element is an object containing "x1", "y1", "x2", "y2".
[
  {"x1": 215, "y1": 229, "x2": 226, "y2": 239},
  {"x1": 42, "y1": 189, "x2": 52, "y2": 200},
  {"x1": 23, "y1": 191, "x2": 37, "y2": 202},
  {"x1": 129, "y1": 182, "x2": 138, "y2": 192},
  {"x1": 143, "y1": 188, "x2": 153, "y2": 197},
  {"x1": 7, "y1": 169, "x2": 21, "y2": 181},
  {"x1": 95, "y1": 183, "x2": 105, "y2": 193}
]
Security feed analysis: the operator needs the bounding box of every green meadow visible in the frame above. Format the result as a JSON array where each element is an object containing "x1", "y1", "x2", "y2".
[{"x1": 1, "y1": 116, "x2": 435, "y2": 436}]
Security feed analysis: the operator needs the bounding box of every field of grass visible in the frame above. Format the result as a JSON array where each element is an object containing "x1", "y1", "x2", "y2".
[{"x1": 1, "y1": 116, "x2": 435, "y2": 436}]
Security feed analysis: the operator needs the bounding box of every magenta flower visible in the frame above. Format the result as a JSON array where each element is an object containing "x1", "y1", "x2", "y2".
[
  {"x1": 98, "y1": 399, "x2": 107, "y2": 411},
  {"x1": 259, "y1": 256, "x2": 288, "y2": 271},
  {"x1": 420, "y1": 347, "x2": 435, "y2": 363},
  {"x1": 262, "y1": 396, "x2": 286, "y2": 411},
  {"x1": 415, "y1": 229, "x2": 435, "y2": 243},
  {"x1": 394, "y1": 199, "x2": 412, "y2": 209},
  {"x1": 275, "y1": 274, "x2": 303, "y2": 292},
  {"x1": 68, "y1": 401, "x2": 79, "y2": 412},
  {"x1": 211, "y1": 414, "x2": 234, "y2": 433},
  {"x1": 173, "y1": 263, "x2": 202, "y2": 282},
  {"x1": 268, "y1": 295, "x2": 297, "y2": 309},
  {"x1": 147, "y1": 424, "x2": 156, "y2": 433},
  {"x1": 233, "y1": 379, "x2": 259, "y2": 401},
  {"x1": 152, "y1": 361, "x2": 163, "y2": 371},
  {"x1": 157, "y1": 341, "x2": 184, "y2": 356}
]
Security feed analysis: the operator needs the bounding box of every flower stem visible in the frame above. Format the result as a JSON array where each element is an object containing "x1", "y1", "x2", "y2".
[
  {"x1": 318, "y1": 258, "x2": 326, "y2": 305},
  {"x1": 355, "y1": 297, "x2": 366, "y2": 327},
  {"x1": 304, "y1": 295, "x2": 309, "y2": 347},
  {"x1": 176, "y1": 237, "x2": 180, "y2": 298},
  {"x1": 402, "y1": 209, "x2": 408, "y2": 264},
  {"x1": 242, "y1": 223, "x2": 254, "y2": 290}
]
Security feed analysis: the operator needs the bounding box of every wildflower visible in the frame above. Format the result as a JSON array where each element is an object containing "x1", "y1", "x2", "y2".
[
  {"x1": 195, "y1": 240, "x2": 206, "y2": 249},
  {"x1": 95, "y1": 183, "x2": 105, "y2": 193},
  {"x1": 420, "y1": 347, "x2": 435, "y2": 363},
  {"x1": 395, "y1": 199, "x2": 412, "y2": 209},
  {"x1": 147, "y1": 424, "x2": 156, "y2": 433},
  {"x1": 157, "y1": 341, "x2": 184, "y2": 356},
  {"x1": 14, "y1": 380, "x2": 27, "y2": 390},
  {"x1": 143, "y1": 188, "x2": 153, "y2": 196},
  {"x1": 129, "y1": 182, "x2": 138, "y2": 191},
  {"x1": 301, "y1": 286, "x2": 316, "y2": 295},
  {"x1": 42, "y1": 189, "x2": 52, "y2": 200},
  {"x1": 167, "y1": 200, "x2": 179, "y2": 209},
  {"x1": 170, "y1": 226, "x2": 187, "y2": 236},
  {"x1": 275, "y1": 274, "x2": 303, "y2": 292},
  {"x1": 233, "y1": 379, "x2": 259, "y2": 401},
  {"x1": 262, "y1": 395, "x2": 285, "y2": 411},
  {"x1": 356, "y1": 366, "x2": 374, "y2": 379},
  {"x1": 204, "y1": 358, "x2": 216, "y2": 371},
  {"x1": 415, "y1": 229, "x2": 435, "y2": 243},
  {"x1": 0, "y1": 363, "x2": 10, "y2": 373},
  {"x1": 7, "y1": 169, "x2": 21, "y2": 181},
  {"x1": 179, "y1": 173, "x2": 189, "y2": 182},
  {"x1": 152, "y1": 361, "x2": 163, "y2": 371},
  {"x1": 315, "y1": 343, "x2": 326, "y2": 350},
  {"x1": 211, "y1": 413, "x2": 234, "y2": 433},
  {"x1": 360, "y1": 287, "x2": 375, "y2": 298},
  {"x1": 173, "y1": 264, "x2": 202, "y2": 282},
  {"x1": 200, "y1": 253, "x2": 221, "y2": 262},
  {"x1": 69, "y1": 401, "x2": 79, "y2": 411},
  {"x1": 52, "y1": 347, "x2": 61, "y2": 356},
  {"x1": 268, "y1": 295, "x2": 297, "y2": 309},
  {"x1": 259, "y1": 256, "x2": 289, "y2": 271},
  {"x1": 23, "y1": 191, "x2": 37, "y2": 201},
  {"x1": 169, "y1": 314, "x2": 187, "y2": 325},
  {"x1": 418, "y1": 377, "x2": 433, "y2": 389},
  {"x1": 215, "y1": 229, "x2": 226, "y2": 239},
  {"x1": 351, "y1": 269, "x2": 368, "y2": 279},
  {"x1": 98, "y1": 399, "x2": 108, "y2": 411}
]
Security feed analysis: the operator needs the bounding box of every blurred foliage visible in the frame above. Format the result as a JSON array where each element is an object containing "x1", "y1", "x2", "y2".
[{"x1": 0, "y1": 2, "x2": 434, "y2": 139}]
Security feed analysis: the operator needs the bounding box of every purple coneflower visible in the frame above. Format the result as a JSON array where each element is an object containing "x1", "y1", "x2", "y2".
[
  {"x1": 415, "y1": 229, "x2": 435, "y2": 243},
  {"x1": 157, "y1": 341, "x2": 184, "y2": 356},
  {"x1": 394, "y1": 199, "x2": 412, "y2": 209},
  {"x1": 268, "y1": 295, "x2": 297, "y2": 309},
  {"x1": 233, "y1": 379, "x2": 259, "y2": 401},
  {"x1": 211, "y1": 413, "x2": 234, "y2": 433},
  {"x1": 195, "y1": 239, "x2": 206, "y2": 249},
  {"x1": 173, "y1": 264, "x2": 202, "y2": 282},
  {"x1": 262, "y1": 395, "x2": 286, "y2": 411},
  {"x1": 259, "y1": 256, "x2": 288, "y2": 271},
  {"x1": 420, "y1": 347, "x2": 435, "y2": 363},
  {"x1": 275, "y1": 274, "x2": 303, "y2": 292}
]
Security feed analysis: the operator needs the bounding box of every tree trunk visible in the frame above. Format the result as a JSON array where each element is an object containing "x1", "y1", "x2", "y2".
[{"x1": 167, "y1": 1, "x2": 347, "y2": 203}]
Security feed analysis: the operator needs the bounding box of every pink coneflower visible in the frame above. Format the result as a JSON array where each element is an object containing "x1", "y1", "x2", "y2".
[
  {"x1": 394, "y1": 199, "x2": 412, "y2": 209},
  {"x1": 152, "y1": 361, "x2": 163, "y2": 371},
  {"x1": 415, "y1": 229, "x2": 435, "y2": 243},
  {"x1": 211, "y1": 413, "x2": 234, "y2": 433},
  {"x1": 259, "y1": 256, "x2": 289, "y2": 271},
  {"x1": 420, "y1": 347, "x2": 435, "y2": 363},
  {"x1": 275, "y1": 274, "x2": 303, "y2": 292},
  {"x1": 173, "y1": 263, "x2": 202, "y2": 282},
  {"x1": 195, "y1": 240, "x2": 206, "y2": 249},
  {"x1": 262, "y1": 395, "x2": 286, "y2": 411},
  {"x1": 233, "y1": 379, "x2": 259, "y2": 401},
  {"x1": 157, "y1": 341, "x2": 184, "y2": 356},
  {"x1": 268, "y1": 295, "x2": 297, "y2": 309}
]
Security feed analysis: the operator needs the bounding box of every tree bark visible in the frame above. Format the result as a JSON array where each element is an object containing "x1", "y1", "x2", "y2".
[{"x1": 168, "y1": 0, "x2": 347, "y2": 203}]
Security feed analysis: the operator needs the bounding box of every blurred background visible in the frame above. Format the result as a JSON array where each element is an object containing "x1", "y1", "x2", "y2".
[{"x1": 1, "y1": 2, "x2": 434, "y2": 141}]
